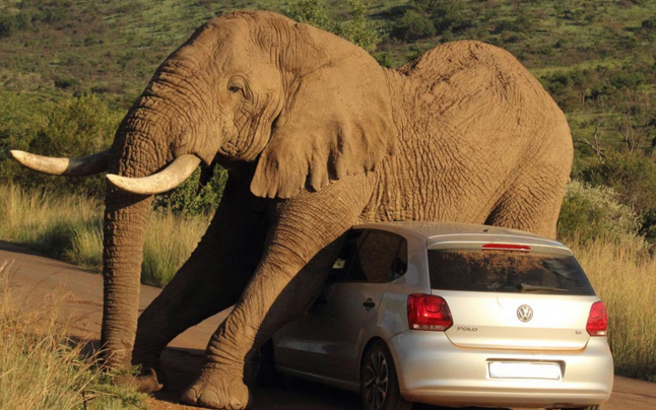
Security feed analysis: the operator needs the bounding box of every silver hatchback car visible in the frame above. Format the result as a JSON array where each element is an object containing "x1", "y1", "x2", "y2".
[{"x1": 271, "y1": 222, "x2": 614, "y2": 410}]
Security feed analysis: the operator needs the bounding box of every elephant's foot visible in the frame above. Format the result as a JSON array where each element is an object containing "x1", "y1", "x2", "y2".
[
  {"x1": 180, "y1": 367, "x2": 250, "y2": 410},
  {"x1": 115, "y1": 366, "x2": 167, "y2": 393}
]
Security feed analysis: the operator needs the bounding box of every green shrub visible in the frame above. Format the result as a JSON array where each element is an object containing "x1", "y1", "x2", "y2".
[
  {"x1": 337, "y1": 0, "x2": 383, "y2": 53},
  {"x1": 286, "y1": 0, "x2": 383, "y2": 52},
  {"x1": 416, "y1": 0, "x2": 470, "y2": 34},
  {"x1": 0, "y1": 92, "x2": 123, "y2": 198},
  {"x1": 392, "y1": 9, "x2": 436, "y2": 40},
  {"x1": 557, "y1": 180, "x2": 642, "y2": 245},
  {"x1": 0, "y1": 11, "x2": 34, "y2": 38},
  {"x1": 641, "y1": 16, "x2": 656, "y2": 33},
  {"x1": 577, "y1": 151, "x2": 656, "y2": 216},
  {"x1": 286, "y1": 0, "x2": 335, "y2": 32},
  {"x1": 152, "y1": 164, "x2": 227, "y2": 216},
  {"x1": 54, "y1": 77, "x2": 82, "y2": 90}
]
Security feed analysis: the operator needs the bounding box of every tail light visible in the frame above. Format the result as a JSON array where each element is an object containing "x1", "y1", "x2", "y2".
[
  {"x1": 586, "y1": 301, "x2": 608, "y2": 336},
  {"x1": 482, "y1": 243, "x2": 531, "y2": 252},
  {"x1": 407, "y1": 294, "x2": 453, "y2": 331}
]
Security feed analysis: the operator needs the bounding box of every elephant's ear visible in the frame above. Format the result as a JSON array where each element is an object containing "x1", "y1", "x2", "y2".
[{"x1": 250, "y1": 47, "x2": 395, "y2": 199}]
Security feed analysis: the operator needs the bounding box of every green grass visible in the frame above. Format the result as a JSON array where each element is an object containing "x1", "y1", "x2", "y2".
[
  {"x1": 0, "y1": 262, "x2": 147, "y2": 409},
  {"x1": 0, "y1": 184, "x2": 210, "y2": 287}
]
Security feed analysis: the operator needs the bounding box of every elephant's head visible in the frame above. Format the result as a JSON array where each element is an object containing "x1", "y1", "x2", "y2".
[{"x1": 11, "y1": 10, "x2": 395, "y2": 368}]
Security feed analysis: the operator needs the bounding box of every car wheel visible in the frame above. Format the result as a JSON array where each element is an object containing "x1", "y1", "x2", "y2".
[
  {"x1": 360, "y1": 340, "x2": 412, "y2": 410},
  {"x1": 250, "y1": 339, "x2": 281, "y2": 387},
  {"x1": 566, "y1": 406, "x2": 600, "y2": 410}
]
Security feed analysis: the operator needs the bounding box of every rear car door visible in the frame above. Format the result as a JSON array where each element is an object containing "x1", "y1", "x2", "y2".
[{"x1": 274, "y1": 229, "x2": 407, "y2": 383}]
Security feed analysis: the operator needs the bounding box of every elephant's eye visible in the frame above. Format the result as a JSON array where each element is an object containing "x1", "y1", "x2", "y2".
[{"x1": 227, "y1": 77, "x2": 251, "y2": 100}]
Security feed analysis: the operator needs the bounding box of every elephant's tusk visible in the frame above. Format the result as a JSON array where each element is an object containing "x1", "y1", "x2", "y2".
[
  {"x1": 106, "y1": 154, "x2": 201, "y2": 195},
  {"x1": 10, "y1": 149, "x2": 111, "y2": 176}
]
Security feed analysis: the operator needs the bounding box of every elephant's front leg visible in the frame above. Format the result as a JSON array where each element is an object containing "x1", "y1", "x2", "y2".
[{"x1": 180, "y1": 179, "x2": 372, "y2": 409}]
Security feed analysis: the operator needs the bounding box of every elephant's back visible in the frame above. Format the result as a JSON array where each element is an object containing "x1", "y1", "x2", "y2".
[
  {"x1": 370, "y1": 41, "x2": 572, "y2": 224},
  {"x1": 394, "y1": 40, "x2": 571, "y2": 169},
  {"x1": 397, "y1": 40, "x2": 565, "y2": 130},
  {"x1": 398, "y1": 40, "x2": 543, "y2": 96}
]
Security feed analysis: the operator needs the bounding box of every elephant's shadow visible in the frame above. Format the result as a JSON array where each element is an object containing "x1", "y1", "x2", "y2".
[
  {"x1": 153, "y1": 346, "x2": 509, "y2": 410},
  {"x1": 74, "y1": 337, "x2": 511, "y2": 409}
]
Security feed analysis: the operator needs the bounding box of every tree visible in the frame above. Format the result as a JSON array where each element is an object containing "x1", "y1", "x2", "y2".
[
  {"x1": 338, "y1": 0, "x2": 383, "y2": 53},
  {"x1": 392, "y1": 9, "x2": 436, "y2": 40},
  {"x1": 286, "y1": 0, "x2": 335, "y2": 32},
  {"x1": 286, "y1": 0, "x2": 383, "y2": 53}
]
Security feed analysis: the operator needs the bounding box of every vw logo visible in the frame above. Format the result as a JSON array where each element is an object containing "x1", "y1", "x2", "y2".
[{"x1": 517, "y1": 305, "x2": 533, "y2": 322}]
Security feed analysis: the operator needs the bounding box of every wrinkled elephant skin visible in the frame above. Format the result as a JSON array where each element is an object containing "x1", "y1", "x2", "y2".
[{"x1": 12, "y1": 10, "x2": 573, "y2": 410}]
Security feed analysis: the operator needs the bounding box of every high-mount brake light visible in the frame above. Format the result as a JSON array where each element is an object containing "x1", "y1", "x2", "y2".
[
  {"x1": 586, "y1": 301, "x2": 608, "y2": 336},
  {"x1": 482, "y1": 243, "x2": 531, "y2": 252},
  {"x1": 407, "y1": 294, "x2": 453, "y2": 331}
]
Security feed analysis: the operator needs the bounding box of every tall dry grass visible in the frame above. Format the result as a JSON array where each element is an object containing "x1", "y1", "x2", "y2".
[
  {"x1": 0, "y1": 184, "x2": 102, "y2": 259},
  {"x1": 0, "y1": 184, "x2": 209, "y2": 287},
  {"x1": 0, "y1": 261, "x2": 146, "y2": 409},
  {"x1": 570, "y1": 239, "x2": 656, "y2": 381}
]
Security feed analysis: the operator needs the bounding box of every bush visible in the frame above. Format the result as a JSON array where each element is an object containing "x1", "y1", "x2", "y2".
[
  {"x1": 152, "y1": 164, "x2": 227, "y2": 216},
  {"x1": 286, "y1": 0, "x2": 383, "y2": 52},
  {"x1": 0, "y1": 11, "x2": 34, "y2": 38},
  {"x1": 0, "y1": 92, "x2": 123, "y2": 198},
  {"x1": 557, "y1": 180, "x2": 642, "y2": 245},
  {"x1": 641, "y1": 16, "x2": 656, "y2": 34},
  {"x1": 577, "y1": 151, "x2": 656, "y2": 216},
  {"x1": 392, "y1": 9, "x2": 436, "y2": 40},
  {"x1": 286, "y1": 0, "x2": 335, "y2": 32},
  {"x1": 337, "y1": 0, "x2": 384, "y2": 53},
  {"x1": 417, "y1": 0, "x2": 470, "y2": 34}
]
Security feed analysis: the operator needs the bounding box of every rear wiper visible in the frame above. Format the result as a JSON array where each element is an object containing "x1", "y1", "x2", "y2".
[{"x1": 517, "y1": 283, "x2": 568, "y2": 293}]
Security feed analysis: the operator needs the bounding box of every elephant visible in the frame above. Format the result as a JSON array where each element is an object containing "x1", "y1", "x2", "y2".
[{"x1": 11, "y1": 10, "x2": 573, "y2": 410}]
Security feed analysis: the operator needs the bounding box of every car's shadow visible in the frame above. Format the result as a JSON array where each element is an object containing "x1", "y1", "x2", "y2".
[{"x1": 153, "y1": 345, "x2": 509, "y2": 410}]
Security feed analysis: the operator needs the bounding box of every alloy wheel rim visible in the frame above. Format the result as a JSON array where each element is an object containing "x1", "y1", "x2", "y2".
[{"x1": 363, "y1": 350, "x2": 389, "y2": 410}]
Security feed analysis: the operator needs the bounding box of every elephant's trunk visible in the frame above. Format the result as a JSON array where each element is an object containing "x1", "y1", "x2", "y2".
[
  {"x1": 101, "y1": 189, "x2": 152, "y2": 368},
  {"x1": 100, "y1": 107, "x2": 169, "y2": 369}
]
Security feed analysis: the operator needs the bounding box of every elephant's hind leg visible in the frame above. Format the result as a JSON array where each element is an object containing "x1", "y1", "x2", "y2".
[
  {"x1": 131, "y1": 175, "x2": 268, "y2": 391},
  {"x1": 485, "y1": 168, "x2": 569, "y2": 239}
]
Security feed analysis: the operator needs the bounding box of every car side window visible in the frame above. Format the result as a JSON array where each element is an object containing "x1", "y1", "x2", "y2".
[
  {"x1": 329, "y1": 230, "x2": 366, "y2": 281},
  {"x1": 331, "y1": 229, "x2": 407, "y2": 283}
]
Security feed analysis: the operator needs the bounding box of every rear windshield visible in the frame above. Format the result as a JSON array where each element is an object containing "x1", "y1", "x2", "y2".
[{"x1": 428, "y1": 250, "x2": 595, "y2": 295}]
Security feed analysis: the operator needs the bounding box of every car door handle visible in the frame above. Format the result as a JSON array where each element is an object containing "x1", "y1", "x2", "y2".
[{"x1": 363, "y1": 298, "x2": 376, "y2": 310}]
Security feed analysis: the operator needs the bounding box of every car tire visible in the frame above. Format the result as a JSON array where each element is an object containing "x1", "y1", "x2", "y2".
[
  {"x1": 250, "y1": 339, "x2": 282, "y2": 387},
  {"x1": 566, "y1": 406, "x2": 600, "y2": 410},
  {"x1": 360, "y1": 340, "x2": 413, "y2": 410}
]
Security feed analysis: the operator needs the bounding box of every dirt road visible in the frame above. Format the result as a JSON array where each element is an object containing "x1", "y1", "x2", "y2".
[{"x1": 2, "y1": 240, "x2": 655, "y2": 410}]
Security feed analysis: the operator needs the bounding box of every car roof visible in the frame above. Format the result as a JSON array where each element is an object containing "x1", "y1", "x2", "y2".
[{"x1": 351, "y1": 221, "x2": 571, "y2": 254}]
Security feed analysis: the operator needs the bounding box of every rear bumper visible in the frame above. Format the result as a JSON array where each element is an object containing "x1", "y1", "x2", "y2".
[{"x1": 389, "y1": 331, "x2": 614, "y2": 408}]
